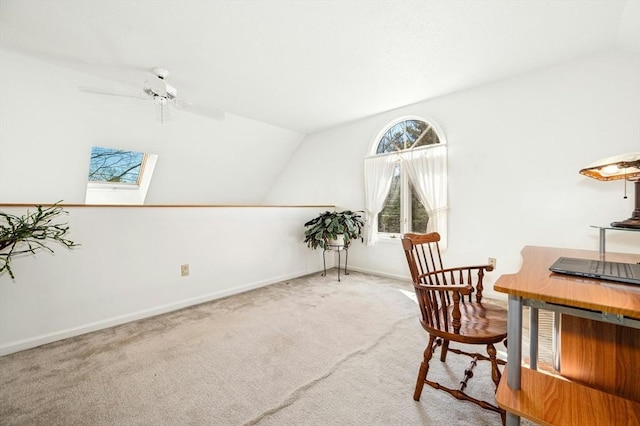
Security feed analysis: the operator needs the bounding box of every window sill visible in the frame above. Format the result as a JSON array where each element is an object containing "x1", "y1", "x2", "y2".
[{"x1": 377, "y1": 234, "x2": 402, "y2": 244}]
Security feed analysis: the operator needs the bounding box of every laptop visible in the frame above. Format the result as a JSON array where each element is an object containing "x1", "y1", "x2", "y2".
[{"x1": 549, "y1": 257, "x2": 640, "y2": 286}]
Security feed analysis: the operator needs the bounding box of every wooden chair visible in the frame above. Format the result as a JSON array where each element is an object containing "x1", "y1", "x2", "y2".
[{"x1": 401, "y1": 232, "x2": 508, "y2": 423}]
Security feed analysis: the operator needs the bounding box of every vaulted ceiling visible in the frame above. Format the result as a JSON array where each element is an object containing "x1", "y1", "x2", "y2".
[{"x1": 1, "y1": 0, "x2": 638, "y2": 134}]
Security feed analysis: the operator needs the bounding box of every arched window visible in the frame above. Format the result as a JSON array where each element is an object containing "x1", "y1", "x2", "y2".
[{"x1": 363, "y1": 117, "x2": 448, "y2": 246}]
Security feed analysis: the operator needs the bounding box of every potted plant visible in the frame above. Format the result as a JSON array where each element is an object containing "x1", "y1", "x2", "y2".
[
  {"x1": 303, "y1": 210, "x2": 364, "y2": 250},
  {"x1": 1, "y1": 202, "x2": 79, "y2": 279}
]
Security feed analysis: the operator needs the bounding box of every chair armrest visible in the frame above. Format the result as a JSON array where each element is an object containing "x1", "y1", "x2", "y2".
[
  {"x1": 417, "y1": 266, "x2": 491, "y2": 283},
  {"x1": 416, "y1": 284, "x2": 472, "y2": 292},
  {"x1": 438, "y1": 264, "x2": 494, "y2": 274},
  {"x1": 416, "y1": 264, "x2": 493, "y2": 302}
]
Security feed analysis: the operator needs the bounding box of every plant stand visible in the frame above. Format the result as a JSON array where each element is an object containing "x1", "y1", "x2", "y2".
[{"x1": 321, "y1": 244, "x2": 349, "y2": 282}]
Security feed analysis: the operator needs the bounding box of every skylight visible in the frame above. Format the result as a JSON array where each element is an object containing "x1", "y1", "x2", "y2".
[
  {"x1": 85, "y1": 146, "x2": 158, "y2": 205},
  {"x1": 88, "y1": 147, "x2": 145, "y2": 184}
]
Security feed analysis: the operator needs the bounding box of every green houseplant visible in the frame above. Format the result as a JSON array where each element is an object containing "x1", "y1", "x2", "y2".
[
  {"x1": 1, "y1": 202, "x2": 79, "y2": 279},
  {"x1": 303, "y1": 210, "x2": 365, "y2": 250}
]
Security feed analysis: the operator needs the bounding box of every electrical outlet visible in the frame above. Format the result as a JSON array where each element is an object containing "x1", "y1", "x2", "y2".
[
  {"x1": 180, "y1": 264, "x2": 190, "y2": 277},
  {"x1": 488, "y1": 258, "x2": 497, "y2": 269}
]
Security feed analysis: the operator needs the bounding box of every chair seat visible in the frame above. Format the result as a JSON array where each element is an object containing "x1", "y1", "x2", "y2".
[{"x1": 424, "y1": 302, "x2": 508, "y2": 345}]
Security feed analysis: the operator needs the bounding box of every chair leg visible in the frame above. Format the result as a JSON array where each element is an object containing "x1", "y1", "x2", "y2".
[
  {"x1": 414, "y1": 335, "x2": 436, "y2": 401},
  {"x1": 440, "y1": 339, "x2": 449, "y2": 362},
  {"x1": 487, "y1": 343, "x2": 502, "y2": 390}
]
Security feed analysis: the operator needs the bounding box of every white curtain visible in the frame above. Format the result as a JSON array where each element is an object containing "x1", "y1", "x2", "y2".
[
  {"x1": 403, "y1": 145, "x2": 448, "y2": 248},
  {"x1": 363, "y1": 154, "x2": 397, "y2": 245}
]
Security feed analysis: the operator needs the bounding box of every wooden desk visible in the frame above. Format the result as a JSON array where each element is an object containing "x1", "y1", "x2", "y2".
[{"x1": 494, "y1": 246, "x2": 640, "y2": 426}]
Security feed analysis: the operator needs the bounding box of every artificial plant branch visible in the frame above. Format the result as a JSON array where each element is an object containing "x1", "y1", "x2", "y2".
[{"x1": 0, "y1": 202, "x2": 80, "y2": 279}]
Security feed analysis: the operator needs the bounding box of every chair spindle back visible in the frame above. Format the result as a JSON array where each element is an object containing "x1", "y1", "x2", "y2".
[{"x1": 402, "y1": 232, "x2": 488, "y2": 334}]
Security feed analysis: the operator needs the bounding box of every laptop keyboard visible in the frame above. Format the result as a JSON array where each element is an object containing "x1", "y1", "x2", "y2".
[{"x1": 590, "y1": 261, "x2": 634, "y2": 278}]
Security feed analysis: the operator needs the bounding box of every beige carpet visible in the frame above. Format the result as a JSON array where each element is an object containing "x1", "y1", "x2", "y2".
[{"x1": 0, "y1": 271, "x2": 537, "y2": 425}]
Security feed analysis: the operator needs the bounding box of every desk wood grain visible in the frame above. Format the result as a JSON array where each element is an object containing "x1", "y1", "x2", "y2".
[
  {"x1": 561, "y1": 315, "x2": 640, "y2": 401},
  {"x1": 495, "y1": 246, "x2": 640, "y2": 423},
  {"x1": 494, "y1": 246, "x2": 640, "y2": 319},
  {"x1": 496, "y1": 366, "x2": 640, "y2": 426}
]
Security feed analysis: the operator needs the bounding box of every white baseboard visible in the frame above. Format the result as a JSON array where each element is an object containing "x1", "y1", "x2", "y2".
[
  {"x1": 0, "y1": 269, "x2": 318, "y2": 356},
  {"x1": 346, "y1": 265, "x2": 412, "y2": 283}
]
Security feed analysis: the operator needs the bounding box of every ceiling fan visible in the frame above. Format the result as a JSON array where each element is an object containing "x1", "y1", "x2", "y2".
[{"x1": 79, "y1": 67, "x2": 225, "y2": 123}]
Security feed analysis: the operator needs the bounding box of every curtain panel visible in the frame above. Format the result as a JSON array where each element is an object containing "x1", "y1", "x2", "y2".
[
  {"x1": 403, "y1": 144, "x2": 448, "y2": 248},
  {"x1": 363, "y1": 144, "x2": 448, "y2": 247},
  {"x1": 363, "y1": 154, "x2": 398, "y2": 245}
]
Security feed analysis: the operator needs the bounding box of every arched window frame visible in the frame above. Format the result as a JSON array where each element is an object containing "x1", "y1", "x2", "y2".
[{"x1": 363, "y1": 116, "x2": 448, "y2": 247}]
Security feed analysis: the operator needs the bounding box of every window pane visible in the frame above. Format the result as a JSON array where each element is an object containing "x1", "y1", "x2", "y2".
[
  {"x1": 413, "y1": 126, "x2": 440, "y2": 148},
  {"x1": 376, "y1": 119, "x2": 431, "y2": 154},
  {"x1": 410, "y1": 182, "x2": 429, "y2": 233},
  {"x1": 405, "y1": 120, "x2": 428, "y2": 148},
  {"x1": 376, "y1": 123, "x2": 404, "y2": 154},
  {"x1": 378, "y1": 164, "x2": 401, "y2": 233},
  {"x1": 88, "y1": 147, "x2": 145, "y2": 184}
]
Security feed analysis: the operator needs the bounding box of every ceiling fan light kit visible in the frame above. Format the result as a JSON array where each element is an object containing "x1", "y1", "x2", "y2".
[
  {"x1": 144, "y1": 68, "x2": 175, "y2": 100},
  {"x1": 151, "y1": 67, "x2": 169, "y2": 80}
]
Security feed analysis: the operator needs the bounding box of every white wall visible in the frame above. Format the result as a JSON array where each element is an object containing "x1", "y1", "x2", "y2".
[
  {"x1": 0, "y1": 50, "x2": 332, "y2": 355},
  {"x1": 2, "y1": 47, "x2": 640, "y2": 354},
  {"x1": 0, "y1": 205, "x2": 329, "y2": 355},
  {"x1": 0, "y1": 50, "x2": 304, "y2": 204},
  {"x1": 265, "y1": 50, "x2": 640, "y2": 296}
]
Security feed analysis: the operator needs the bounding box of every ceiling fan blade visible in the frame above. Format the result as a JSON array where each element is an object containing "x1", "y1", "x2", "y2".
[
  {"x1": 78, "y1": 86, "x2": 147, "y2": 100},
  {"x1": 79, "y1": 68, "x2": 224, "y2": 123},
  {"x1": 171, "y1": 98, "x2": 226, "y2": 121}
]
